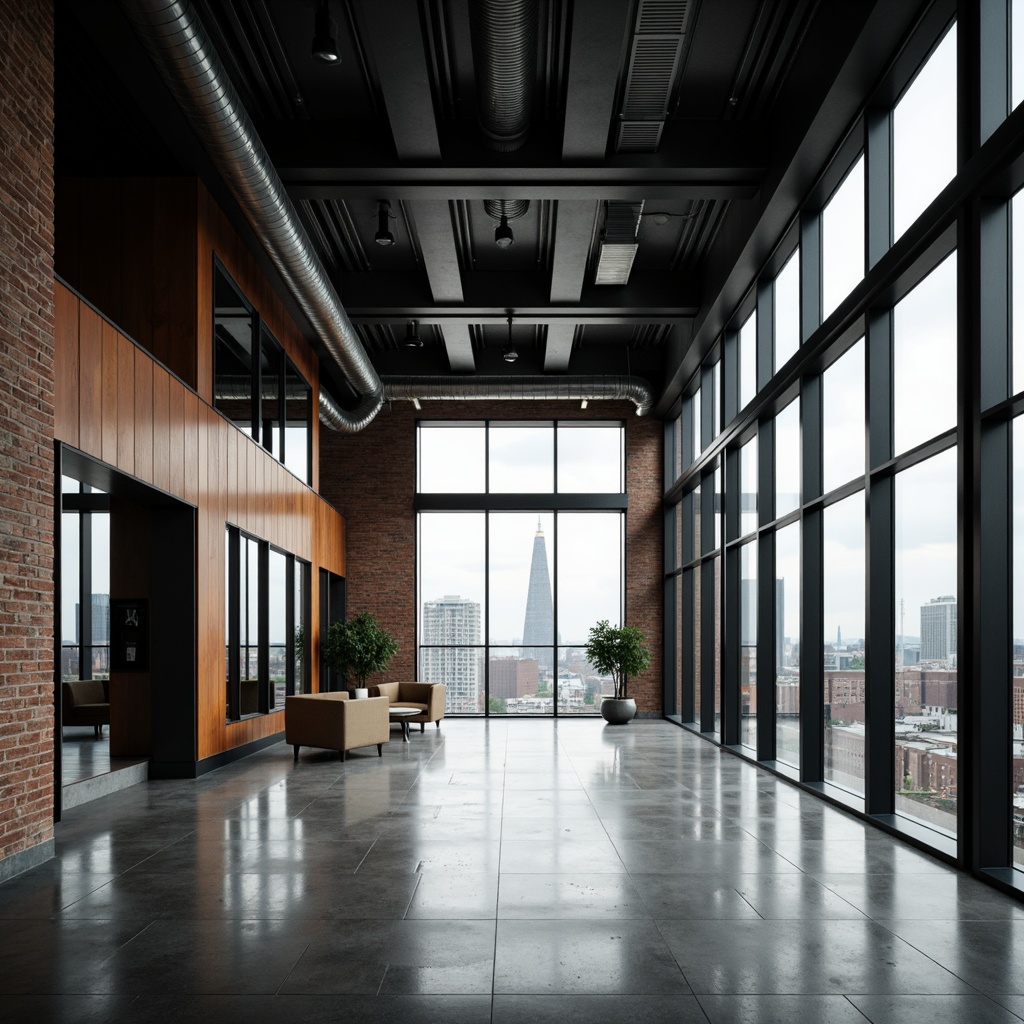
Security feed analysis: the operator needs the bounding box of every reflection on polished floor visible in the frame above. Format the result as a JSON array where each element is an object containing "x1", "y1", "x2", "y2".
[{"x1": 5, "y1": 719, "x2": 1024, "y2": 1023}]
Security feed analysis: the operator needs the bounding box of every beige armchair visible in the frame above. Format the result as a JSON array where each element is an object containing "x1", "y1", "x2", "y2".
[
  {"x1": 62, "y1": 680, "x2": 110, "y2": 736},
  {"x1": 285, "y1": 692, "x2": 390, "y2": 762},
  {"x1": 370, "y1": 682, "x2": 446, "y2": 732}
]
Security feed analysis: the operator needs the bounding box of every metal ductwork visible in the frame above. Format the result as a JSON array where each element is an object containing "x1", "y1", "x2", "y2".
[
  {"x1": 118, "y1": 0, "x2": 383, "y2": 433},
  {"x1": 470, "y1": 0, "x2": 539, "y2": 152},
  {"x1": 381, "y1": 376, "x2": 655, "y2": 416}
]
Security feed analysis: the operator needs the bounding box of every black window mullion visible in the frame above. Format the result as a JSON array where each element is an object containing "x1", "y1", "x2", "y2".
[
  {"x1": 80, "y1": 512, "x2": 93, "y2": 681},
  {"x1": 258, "y1": 541, "x2": 270, "y2": 714},
  {"x1": 285, "y1": 556, "x2": 296, "y2": 700},
  {"x1": 226, "y1": 529, "x2": 240, "y2": 721},
  {"x1": 757, "y1": 416, "x2": 776, "y2": 759}
]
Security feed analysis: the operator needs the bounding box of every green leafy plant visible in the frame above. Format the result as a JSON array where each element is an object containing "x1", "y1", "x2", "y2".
[
  {"x1": 323, "y1": 613, "x2": 398, "y2": 689},
  {"x1": 584, "y1": 619, "x2": 651, "y2": 700}
]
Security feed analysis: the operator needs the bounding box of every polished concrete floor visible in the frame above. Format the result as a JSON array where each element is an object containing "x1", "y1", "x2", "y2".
[{"x1": 4, "y1": 719, "x2": 1024, "y2": 1023}]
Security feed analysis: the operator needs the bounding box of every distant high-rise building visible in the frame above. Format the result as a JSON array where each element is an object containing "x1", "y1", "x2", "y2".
[
  {"x1": 421, "y1": 595, "x2": 481, "y2": 712},
  {"x1": 521, "y1": 520, "x2": 553, "y2": 668},
  {"x1": 921, "y1": 595, "x2": 957, "y2": 662}
]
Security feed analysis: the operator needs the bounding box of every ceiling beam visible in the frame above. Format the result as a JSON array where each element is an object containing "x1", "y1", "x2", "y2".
[
  {"x1": 562, "y1": 0, "x2": 633, "y2": 160},
  {"x1": 550, "y1": 201, "x2": 597, "y2": 303},
  {"x1": 358, "y1": 0, "x2": 441, "y2": 161},
  {"x1": 437, "y1": 322, "x2": 476, "y2": 372},
  {"x1": 407, "y1": 200, "x2": 464, "y2": 303},
  {"x1": 543, "y1": 321, "x2": 577, "y2": 371}
]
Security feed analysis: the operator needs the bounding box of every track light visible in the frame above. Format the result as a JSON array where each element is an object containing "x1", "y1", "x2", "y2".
[
  {"x1": 502, "y1": 316, "x2": 518, "y2": 363},
  {"x1": 375, "y1": 201, "x2": 395, "y2": 246},
  {"x1": 495, "y1": 214, "x2": 514, "y2": 248},
  {"x1": 311, "y1": 0, "x2": 339, "y2": 64},
  {"x1": 404, "y1": 321, "x2": 423, "y2": 348}
]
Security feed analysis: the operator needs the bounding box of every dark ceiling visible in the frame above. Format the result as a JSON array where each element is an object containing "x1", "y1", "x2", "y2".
[{"x1": 55, "y1": 0, "x2": 907, "y2": 417}]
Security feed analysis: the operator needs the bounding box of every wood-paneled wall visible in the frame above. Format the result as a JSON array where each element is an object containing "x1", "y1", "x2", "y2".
[{"x1": 54, "y1": 282, "x2": 345, "y2": 763}]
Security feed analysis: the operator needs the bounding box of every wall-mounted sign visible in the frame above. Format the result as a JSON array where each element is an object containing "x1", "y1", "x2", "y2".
[{"x1": 111, "y1": 598, "x2": 149, "y2": 672}]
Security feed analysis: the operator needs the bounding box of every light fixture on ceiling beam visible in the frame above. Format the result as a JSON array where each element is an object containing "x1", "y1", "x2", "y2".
[
  {"x1": 580, "y1": 398, "x2": 588, "y2": 409},
  {"x1": 503, "y1": 316, "x2": 518, "y2": 363},
  {"x1": 375, "y1": 200, "x2": 395, "y2": 246},
  {"x1": 485, "y1": 200, "x2": 529, "y2": 249},
  {"x1": 311, "y1": 0, "x2": 340, "y2": 64},
  {"x1": 594, "y1": 200, "x2": 644, "y2": 285},
  {"x1": 404, "y1": 320, "x2": 422, "y2": 348}
]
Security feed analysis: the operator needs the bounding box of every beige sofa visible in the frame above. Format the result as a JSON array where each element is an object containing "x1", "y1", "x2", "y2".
[
  {"x1": 370, "y1": 682, "x2": 446, "y2": 732},
  {"x1": 61, "y1": 680, "x2": 110, "y2": 736},
  {"x1": 285, "y1": 692, "x2": 390, "y2": 762}
]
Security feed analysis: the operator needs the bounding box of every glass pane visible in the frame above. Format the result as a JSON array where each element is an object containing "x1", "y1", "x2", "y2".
[
  {"x1": 739, "y1": 311, "x2": 756, "y2": 409},
  {"x1": 557, "y1": 424, "x2": 623, "y2": 493},
  {"x1": 420, "y1": 646, "x2": 483, "y2": 715},
  {"x1": 895, "y1": 447, "x2": 958, "y2": 836},
  {"x1": 284, "y1": 362, "x2": 311, "y2": 483},
  {"x1": 61, "y1": 512, "x2": 80, "y2": 679},
  {"x1": 419, "y1": 425, "x2": 485, "y2": 493},
  {"x1": 557, "y1": 646, "x2": 602, "y2": 716},
  {"x1": 241, "y1": 536, "x2": 260, "y2": 715},
  {"x1": 687, "y1": 483, "x2": 700, "y2": 563},
  {"x1": 775, "y1": 250, "x2": 800, "y2": 370},
  {"x1": 775, "y1": 400, "x2": 800, "y2": 517},
  {"x1": 893, "y1": 25, "x2": 957, "y2": 241},
  {"x1": 419, "y1": 513, "x2": 485, "y2": 714},
  {"x1": 1013, "y1": 189, "x2": 1024, "y2": 397},
  {"x1": 714, "y1": 464, "x2": 723, "y2": 551},
  {"x1": 822, "y1": 339, "x2": 865, "y2": 494},
  {"x1": 490, "y1": 512, "x2": 554, "y2": 675},
  {"x1": 213, "y1": 266, "x2": 254, "y2": 434},
  {"x1": 776, "y1": 523, "x2": 800, "y2": 768},
  {"x1": 1014, "y1": 416, "x2": 1024, "y2": 867},
  {"x1": 822, "y1": 155, "x2": 865, "y2": 319},
  {"x1": 740, "y1": 436, "x2": 758, "y2": 537},
  {"x1": 490, "y1": 423, "x2": 554, "y2": 492},
  {"x1": 90, "y1": 514, "x2": 110, "y2": 660},
  {"x1": 489, "y1": 646, "x2": 543, "y2": 713},
  {"x1": 268, "y1": 549, "x2": 287, "y2": 709},
  {"x1": 557, "y1": 512, "x2": 622, "y2": 645},
  {"x1": 893, "y1": 253, "x2": 957, "y2": 456},
  {"x1": 740, "y1": 539, "x2": 758, "y2": 751},
  {"x1": 295, "y1": 560, "x2": 309, "y2": 694},
  {"x1": 693, "y1": 566, "x2": 702, "y2": 724},
  {"x1": 712, "y1": 360, "x2": 721, "y2": 438},
  {"x1": 823, "y1": 492, "x2": 865, "y2": 797}
]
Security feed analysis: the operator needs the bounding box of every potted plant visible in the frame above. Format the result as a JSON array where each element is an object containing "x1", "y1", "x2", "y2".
[
  {"x1": 584, "y1": 619, "x2": 651, "y2": 725},
  {"x1": 323, "y1": 612, "x2": 398, "y2": 698}
]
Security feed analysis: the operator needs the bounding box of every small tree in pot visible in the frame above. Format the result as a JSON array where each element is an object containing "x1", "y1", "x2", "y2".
[
  {"x1": 323, "y1": 612, "x2": 398, "y2": 696},
  {"x1": 584, "y1": 619, "x2": 651, "y2": 724}
]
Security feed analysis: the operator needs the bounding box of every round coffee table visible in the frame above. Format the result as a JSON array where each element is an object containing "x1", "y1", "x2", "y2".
[{"x1": 388, "y1": 707, "x2": 419, "y2": 742}]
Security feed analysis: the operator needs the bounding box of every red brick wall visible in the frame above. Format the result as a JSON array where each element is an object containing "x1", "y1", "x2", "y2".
[
  {"x1": 319, "y1": 399, "x2": 664, "y2": 714},
  {"x1": 0, "y1": 0, "x2": 56, "y2": 868}
]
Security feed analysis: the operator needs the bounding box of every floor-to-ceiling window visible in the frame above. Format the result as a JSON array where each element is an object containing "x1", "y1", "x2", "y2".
[{"x1": 416, "y1": 420, "x2": 625, "y2": 717}]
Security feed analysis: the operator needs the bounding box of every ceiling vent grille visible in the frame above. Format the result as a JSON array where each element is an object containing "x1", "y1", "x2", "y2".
[
  {"x1": 594, "y1": 201, "x2": 643, "y2": 285},
  {"x1": 614, "y1": 0, "x2": 690, "y2": 153}
]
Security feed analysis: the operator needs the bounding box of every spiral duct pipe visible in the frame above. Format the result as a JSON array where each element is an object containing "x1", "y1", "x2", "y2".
[{"x1": 119, "y1": 0, "x2": 382, "y2": 433}]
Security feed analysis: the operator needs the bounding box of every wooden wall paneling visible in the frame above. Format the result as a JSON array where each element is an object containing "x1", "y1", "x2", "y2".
[
  {"x1": 168, "y1": 378, "x2": 185, "y2": 499},
  {"x1": 116, "y1": 333, "x2": 135, "y2": 475},
  {"x1": 120, "y1": 178, "x2": 154, "y2": 353},
  {"x1": 134, "y1": 356, "x2": 154, "y2": 483},
  {"x1": 152, "y1": 366, "x2": 170, "y2": 494},
  {"x1": 53, "y1": 285, "x2": 79, "y2": 447},
  {"x1": 152, "y1": 179, "x2": 198, "y2": 388},
  {"x1": 77, "y1": 302, "x2": 103, "y2": 457},
  {"x1": 186, "y1": 391, "x2": 201, "y2": 507},
  {"x1": 77, "y1": 178, "x2": 123, "y2": 326},
  {"x1": 101, "y1": 319, "x2": 119, "y2": 465}
]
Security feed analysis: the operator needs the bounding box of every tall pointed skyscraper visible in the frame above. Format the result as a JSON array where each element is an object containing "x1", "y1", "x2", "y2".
[{"x1": 522, "y1": 518, "x2": 553, "y2": 669}]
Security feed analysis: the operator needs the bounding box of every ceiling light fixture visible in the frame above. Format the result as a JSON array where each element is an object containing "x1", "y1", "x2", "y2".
[
  {"x1": 502, "y1": 316, "x2": 518, "y2": 363},
  {"x1": 375, "y1": 200, "x2": 395, "y2": 246},
  {"x1": 495, "y1": 214, "x2": 514, "y2": 248},
  {"x1": 311, "y1": 0, "x2": 340, "y2": 64},
  {"x1": 580, "y1": 398, "x2": 588, "y2": 409},
  {"x1": 404, "y1": 321, "x2": 422, "y2": 348}
]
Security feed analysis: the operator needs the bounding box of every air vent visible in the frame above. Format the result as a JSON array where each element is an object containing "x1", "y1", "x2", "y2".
[
  {"x1": 636, "y1": 0, "x2": 689, "y2": 34},
  {"x1": 594, "y1": 201, "x2": 643, "y2": 285},
  {"x1": 614, "y1": 0, "x2": 691, "y2": 153},
  {"x1": 616, "y1": 121, "x2": 664, "y2": 151}
]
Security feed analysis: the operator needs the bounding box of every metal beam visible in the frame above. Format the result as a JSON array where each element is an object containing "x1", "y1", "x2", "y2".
[
  {"x1": 562, "y1": 0, "x2": 633, "y2": 160},
  {"x1": 358, "y1": 0, "x2": 441, "y2": 161},
  {"x1": 543, "y1": 321, "x2": 576, "y2": 371},
  {"x1": 437, "y1": 322, "x2": 475, "y2": 372},
  {"x1": 408, "y1": 201, "x2": 463, "y2": 303},
  {"x1": 550, "y1": 201, "x2": 597, "y2": 302}
]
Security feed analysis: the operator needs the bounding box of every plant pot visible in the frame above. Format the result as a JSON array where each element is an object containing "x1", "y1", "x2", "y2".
[
  {"x1": 600, "y1": 696, "x2": 636, "y2": 725},
  {"x1": 352, "y1": 687, "x2": 369, "y2": 699}
]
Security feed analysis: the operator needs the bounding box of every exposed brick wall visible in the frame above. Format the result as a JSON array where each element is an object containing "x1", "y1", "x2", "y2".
[
  {"x1": 319, "y1": 399, "x2": 664, "y2": 714},
  {"x1": 0, "y1": 0, "x2": 56, "y2": 866}
]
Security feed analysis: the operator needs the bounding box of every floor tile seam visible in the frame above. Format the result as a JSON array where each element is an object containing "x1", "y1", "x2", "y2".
[
  {"x1": 271, "y1": 937, "x2": 314, "y2": 997},
  {"x1": 648, "y1": 915, "x2": 700, "y2": 996}
]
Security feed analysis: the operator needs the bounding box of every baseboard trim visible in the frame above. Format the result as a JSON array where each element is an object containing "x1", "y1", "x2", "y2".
[
  {"x1": 149, "y1": 731, "x2": 285, "y2": 779},
  {"x1": 0, "y1": 838, "x2": 54, "y2": 884}
]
